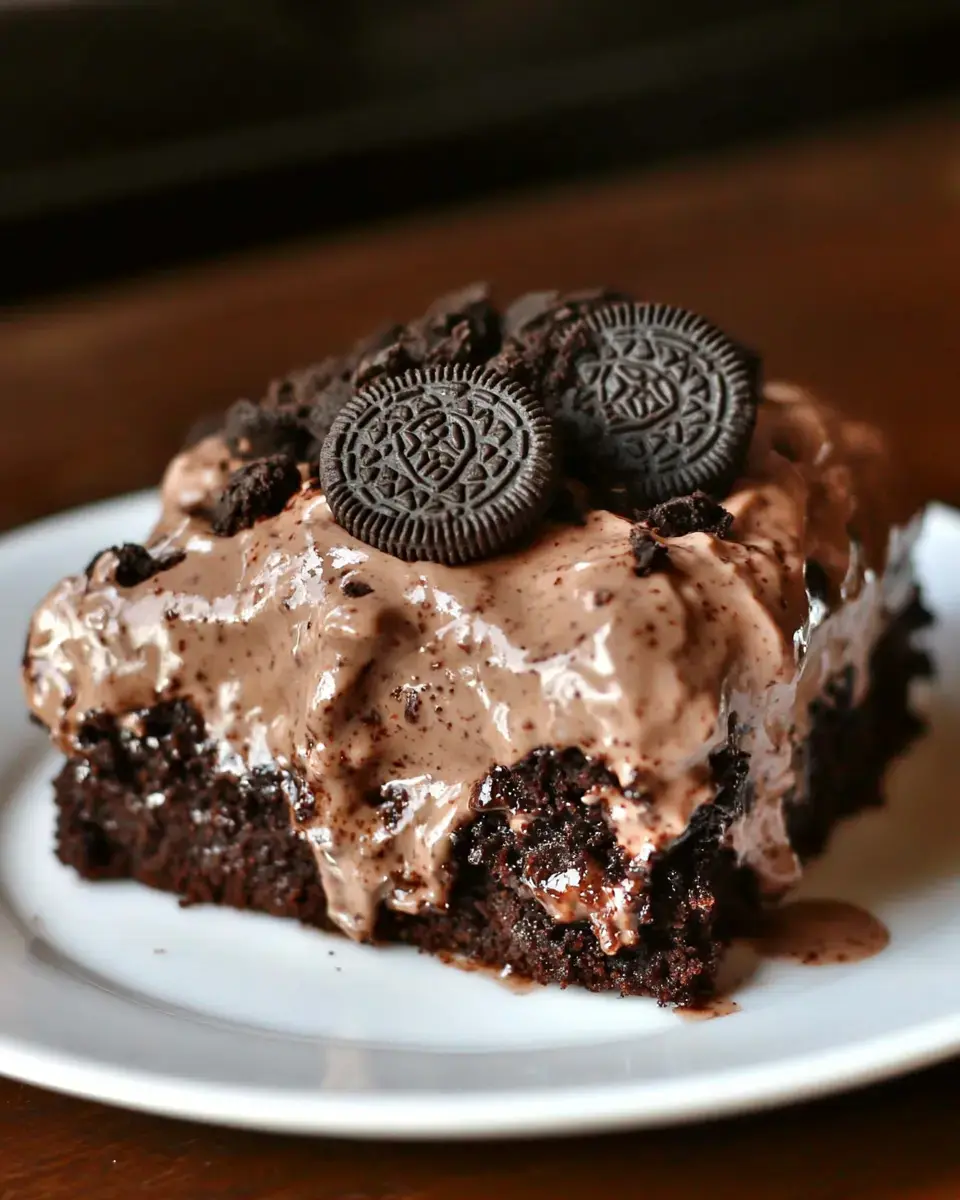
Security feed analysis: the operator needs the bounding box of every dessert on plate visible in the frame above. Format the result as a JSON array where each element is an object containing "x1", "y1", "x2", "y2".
[{"x1": 22, "y1": 285, "x2": 929, "y2": 1006}]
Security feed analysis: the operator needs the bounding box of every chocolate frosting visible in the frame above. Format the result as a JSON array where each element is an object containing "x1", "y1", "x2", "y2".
[{"x1": 23, "y1": 384, "x2": 916, "y2": 947}]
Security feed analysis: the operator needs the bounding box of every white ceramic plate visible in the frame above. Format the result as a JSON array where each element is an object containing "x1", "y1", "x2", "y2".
[{"x1": 1, "y1": 494, "x2": 959, "y2": 1139}]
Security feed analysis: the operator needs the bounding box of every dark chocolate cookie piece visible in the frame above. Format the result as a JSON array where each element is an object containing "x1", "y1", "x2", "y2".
[
  {"x1": 639, "y1": 491, "x2": 734, "y2": 538},
  {"x1": 553, "y1": 302, "x2": 759, "y2": 511},
  {"x1": 86, "y1": 543, "x2": 186, "y2": 588},
  {"x1": 351, "y1": 283, "x2": 502, "y2": 388},
  {"x1": 320, "y1": 364, "x2": 556, "y2": 565},
  {"x1": 493, "y1": 288, "x2": 626, "y2": 400},
  {"x1": 212, "y1": 455, "x2": 302, "y2": 537},
  {"x1": 628, "y1": 527, "x2": 669, "y2": 576},
  {"x1": 224, "y1": 398, "x2": 309, "y2": 461},
  {"x1": 226, "y1": 357, "x2": 352, "y2": 462}
]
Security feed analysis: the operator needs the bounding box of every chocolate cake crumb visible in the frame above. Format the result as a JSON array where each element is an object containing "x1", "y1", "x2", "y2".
[
  {"x1": 639, "y1": 491, "x2": 734, "y2": 539},
  {"x1": 224, "y1": 399, "x2": 311, "y2": 462},
  {"x1": 352, "y1": 283, "x2": 502, "y2": 387},
  {"x1": 212, "y1": 455, "x2": 302, "y2": 537},
  {"x1": 225, "y1": 357, "x2": 353, "y2": 463},
  {"x1": 88, "y1": 543, "x2": 186, "y2": 588},
  {"x1": 341, "y1": 576, "x2": 374, "y2": 598},
  {"x1": 492, "y1": 289, "x2": 623, "y2": 401},
  {"x1": 629, "y1": 528, "x2": 669, "y2": 577}
]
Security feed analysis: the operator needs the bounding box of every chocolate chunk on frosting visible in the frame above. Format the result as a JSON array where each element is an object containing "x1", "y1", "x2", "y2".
[
  {"x1": 628, "y1": 527, "x2": 669, "y2": 577},
  {"x1": 212, "y1": 454, "x2": 302, "y2": 536},
  {"x1": 86, "y1": 543, "x2": 186, "y2": 588},
  {"x1": 640, "y1": 492, "x2": 734, "y2": 539},
  {"x1": 352, "y1": 283, "x2": 502, "y2": 388}
]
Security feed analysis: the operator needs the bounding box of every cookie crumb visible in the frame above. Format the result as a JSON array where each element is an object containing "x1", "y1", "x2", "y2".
[
  {"x1": 629, "y1": 528, "x2": 669, "y2": 577},
  {"x1": 341, "y1": 575, "x2": 374, "y2": 598},
  {"x1": 212, "y1": 455, "x2": 302, "y2": 537},
  {"x1": 639, "y1": 491, "x2": 733, "y2": 539},
  {"x1": 90, "y1": 543, "x2": 186, "y2": 588}
]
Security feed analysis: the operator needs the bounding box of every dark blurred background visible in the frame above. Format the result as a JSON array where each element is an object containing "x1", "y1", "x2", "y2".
[{"x1": 2, "y1": 0, "x2": 958, "y2": 307}]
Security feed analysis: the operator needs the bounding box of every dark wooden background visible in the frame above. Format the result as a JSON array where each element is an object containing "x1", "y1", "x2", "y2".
[
  {"x1": 0, "y1": 105, "x2": 959, "y2": 1196},
  {"x1": 3, "y1": 0, "x2": 958, "y2": 304}
]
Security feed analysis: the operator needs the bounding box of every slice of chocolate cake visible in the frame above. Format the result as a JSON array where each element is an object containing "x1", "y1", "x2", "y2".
[{"x1": 22, "y1": 286, "x2": 929, "y2": 1006}]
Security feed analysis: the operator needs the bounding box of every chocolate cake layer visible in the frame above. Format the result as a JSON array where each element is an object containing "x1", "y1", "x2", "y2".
[{"x1": 53, "y1": 597, "x2": 928, "y2": 1006}]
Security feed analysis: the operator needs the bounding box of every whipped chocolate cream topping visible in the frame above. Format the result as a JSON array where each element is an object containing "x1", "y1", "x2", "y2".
[{"x1": 23, "y1": 384, "x2": 913, "y2": 946}]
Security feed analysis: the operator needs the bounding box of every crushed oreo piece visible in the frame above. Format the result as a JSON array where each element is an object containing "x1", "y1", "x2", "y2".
[
  {"x1": 225, "y1": 357, "x2": 353, "y2": 463},
  {"x1": 264, "y1": 356, "x2": 346, "y2": 409},
  {"x1": 640, "y1": 491, "x2": 734, "y2": 539},
  {"x1": 87, "y1": 543, "x2": 186, "y2": 588},
  {"x1": 551, "y1": 302, "x2": 759, "y2": 511},
  {"x1": 320, "y1": 364, "x2": 556, "y2": 565},
  {"x1": 501, "y1": 290, "x2": 562, "y2": 339},
  {"x1": 224, "y1": 399, "x2": 308, "y2": 461},
  {"x1": 629, "y1": 528, "x2": 669, "y2": 577},
  {"x1": 352, "y1": 283, "x2": 502, "y2": 388},
  {"x1": 211, "y1": 455, "x2": 302, "y2": 537},
  {"x1": 492, "y1": 288, "x2": 625, "y2": 401},
  {"x1": 340, "y1": 575, "x2": 374, "y2": 598}
]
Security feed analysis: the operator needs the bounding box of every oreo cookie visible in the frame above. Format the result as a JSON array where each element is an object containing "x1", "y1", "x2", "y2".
[
  {"x1": 320, "y1": 364, "x2": 556, "y2": 565},
  {"x1": 553, "y1": 302, "x2": 759, "y2": 510}
]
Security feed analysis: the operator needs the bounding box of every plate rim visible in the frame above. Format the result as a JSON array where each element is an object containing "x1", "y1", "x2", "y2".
[{"x1": 1, "y1": 1012, "x2": 958, "y2": 1139}]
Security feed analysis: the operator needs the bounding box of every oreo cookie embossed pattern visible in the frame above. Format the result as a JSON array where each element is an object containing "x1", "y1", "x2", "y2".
[{"x1": 320, "y1": 367, "x2": 556, "y2": 564}]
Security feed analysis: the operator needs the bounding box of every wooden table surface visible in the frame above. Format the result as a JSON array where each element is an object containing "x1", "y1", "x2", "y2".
[{"x1": 1, "y1": 106, "x2": 959, "y2": 1197}]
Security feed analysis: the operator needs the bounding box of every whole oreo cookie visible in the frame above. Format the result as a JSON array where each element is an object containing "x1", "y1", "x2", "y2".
[
  {"x1": 554, "y1": 302, "x2": 758, "y2": 509},
  {"x1": 320, "y1": 364, "x2": 556, "y2": 565}
]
